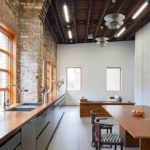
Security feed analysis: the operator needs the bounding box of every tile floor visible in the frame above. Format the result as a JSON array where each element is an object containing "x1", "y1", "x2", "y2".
[{"x1": 48, "y1": 106, "x2": 139, "y2": 150}]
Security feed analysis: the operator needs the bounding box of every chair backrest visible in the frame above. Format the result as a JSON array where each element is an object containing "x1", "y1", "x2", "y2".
[
  {"x1": 90, "y1": 109, "x2": 102, "y2": 124},
  {"x1": 94, "y1": 119, "x2": 102, "y2": 142},
  {"x1": 90, "y1": 110, "x2": 96, "y2": 124}
]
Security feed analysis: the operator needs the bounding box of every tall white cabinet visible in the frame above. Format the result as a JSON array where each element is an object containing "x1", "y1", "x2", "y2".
[{"x1": 135, "y1": 23, "x2": 150, "y2": 105}]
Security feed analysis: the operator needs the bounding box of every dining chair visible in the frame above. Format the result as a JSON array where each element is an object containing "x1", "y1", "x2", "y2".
[
  {"x1": 94, "y1": 119, "x2": 123, "y2": 150},
  {"x1": 90, "y1": 109, "x2": 113, "y2": 147}
]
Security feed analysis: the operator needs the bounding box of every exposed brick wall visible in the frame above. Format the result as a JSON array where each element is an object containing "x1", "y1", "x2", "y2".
[
  {"x1": 0, "y1": 0, "x2": 19, "y2": 32},
  {"x1": 19, "y1": 1, "x2": 57, "y2": 102},
  {"x1": 0, "y1": 0, "x2": 57, "y2": 102},
  {"x1": 0, "y1": 0, "x2": 20, "y2": 102},
  {"x1": 38, "y1": 25, "x2": 57, "y2": 94}
]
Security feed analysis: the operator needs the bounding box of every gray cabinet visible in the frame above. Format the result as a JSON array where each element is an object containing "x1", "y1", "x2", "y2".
[
  {"x1": 22, "y1": 118, "x2": 36, "y2": 150},
  {"x1": 36, "y1": 122, "x2": 51, "y2": 150},
  {"x1": 36, "y1": 109, "x2": 49, "y2": 137},
  {"x1": 54, "y1": 95, "x2": 65, "y2": 128},
  {"x1": 0, "y1": 95, "x2": 66, "y2": 150},
  {"x1": 36, "y1": 108, "x2": 52, "y2": 150},
  {"x1": 15, "y1": 144, "x2": 21, "y2": 150},
  {"x1": 50, "y1": 105, "x2": 55, "y2": 134},
  {"x1": 0, "y1": 132, "x2": 21, "y2": 150}
]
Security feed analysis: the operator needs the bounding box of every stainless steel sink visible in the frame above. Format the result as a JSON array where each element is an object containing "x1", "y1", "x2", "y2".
[
  {"x1": 22, "y1": 102, "x2": 43, "y2": 106},
  {"x1": 6, "y1": 102, "x2": 43, "y2": 112},
  {"x1": 7, "y1": 107, "x2": 35, "y2": 112}
]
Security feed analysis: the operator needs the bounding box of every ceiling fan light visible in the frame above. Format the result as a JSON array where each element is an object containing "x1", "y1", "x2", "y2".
[
  {"x1": 100, "y1": 41, "x2": 107, "y2": 47},
  {"x1": 105, "y1": 21, "x2": 123, "y2": 30},
  {"x1": 104, "y1": 13, "x2": 125, "y2": 30},
  {"x1": 104, "y1": 13, "x2": 125, "y2": 22},
  {"x1": 132, "y1": 0, "x2": 149, "y2": 20},
  {"x1": 95, "y1": 37, "x2": 109, "y2": 41},
  {"x1": 95, "y1": 37, "x2": 109, "y2": 47}
]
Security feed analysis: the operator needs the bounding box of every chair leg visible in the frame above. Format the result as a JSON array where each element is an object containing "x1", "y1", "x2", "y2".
[
  {"x1": 98, "y1": 143, "x2": 101, "y2": 150},
  {"x1": 121, "y1": 143, "x2": 123, "y2": 150},
  {"x1": 91, "y1": 125, "x2": 95, "y2": 147},
  {"x1": 110, "y1": 128, "x2": 112, "y2": 133},
  {"x1": 95, "y1": 141, "x2": 98, "y2": 150}
]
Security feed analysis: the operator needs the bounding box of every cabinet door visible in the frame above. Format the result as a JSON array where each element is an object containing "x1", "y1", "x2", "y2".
[
  {"x1": 0, "y1": 132, "x2": 21, "y2": 150},
  {"x1": 15, "y1": 144, "x2": 21, "y2": 150},
  {"x1": 36, "y1": 109, "x2": 49, "y2": 137},
  {"x1": 37, "y1": 122, "x2": 51, "y2": 150},
  {"x1": 22, "y1": 118, "x2": 36, "y2": 150},
  {"x1": 50, "y1": 105, "x2": 55, "y2": 134}
]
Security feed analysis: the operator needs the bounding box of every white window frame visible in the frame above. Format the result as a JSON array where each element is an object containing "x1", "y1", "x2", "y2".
[
  {"x1": 106, "y1": 67, "x2": 122, "y2": 92},
  {"x1": 66, "y1": 67, "x2": 82, "y2": 91}
]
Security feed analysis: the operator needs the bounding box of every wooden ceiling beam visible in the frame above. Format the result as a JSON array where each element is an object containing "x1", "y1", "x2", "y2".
[
  {"x1": 50, "y1": 5, "x2": 65, "y2": 43},
  {"x1": 45, "y1": 18, "x2": 59, "y2": 43},
  {"x1": 124, "y1": 1, "x2": 144, "y2": 22},
  {"x1": 85, "y1": 0, "x2": 93, "y2": 42},
  {"x1": 93, "y1": 0, "x2": 111, "y2": 40},
  {"x1": 71, "y1": 0, "x2": 77, "y2": 43},
  {"x1": 125, "y1": 9, "x2": 150, "y2": 40},
  {"x1": 53, "y1": 0, "x2": 68, "y2": 43},
  {"x1": 111, "y1": 0, "x2": 144, "y2": 39},
  {"x1": 121, "y1": 6, "x2": 150, "y2": 38},
  {"x1": 116, "y1": 0, "x2": 127, "y2": 13}
]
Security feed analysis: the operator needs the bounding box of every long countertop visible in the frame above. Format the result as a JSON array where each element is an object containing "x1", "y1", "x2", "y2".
[
  {"x1": 0, "y1": 92, "x2": 65, "y2": 145},
  {"x1": 80, "y1": 100, "x2": 135, "y2": 105}
]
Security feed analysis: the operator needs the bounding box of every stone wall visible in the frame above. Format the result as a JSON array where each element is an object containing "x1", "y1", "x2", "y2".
[{"x1": 0, "y1": 0, "x2": 57, "y2": 102}]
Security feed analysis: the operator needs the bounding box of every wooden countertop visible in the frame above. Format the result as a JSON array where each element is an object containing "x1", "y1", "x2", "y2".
[
  {"x1": 102, "y1": 105, "x2": 150, "y2": 139},
  {"x1": 80, "y1": 101, "x2": 135, "y2": 105},
  {"x1": 0, "y1": 92, "x2": 65, "y2": 145}
]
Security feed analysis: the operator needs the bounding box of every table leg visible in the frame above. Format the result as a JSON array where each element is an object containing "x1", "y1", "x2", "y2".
[
  {"x1": 140, "y1": 138, "x2": 150, "y2": 150},
  {"x1": 119, "y1": 125, "x2": 139, "y2": 147}
]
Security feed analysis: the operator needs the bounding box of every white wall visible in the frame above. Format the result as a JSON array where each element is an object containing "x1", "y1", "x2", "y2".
[
  {"x1": 57, "y1": 41, "x2": 135, "y2": 105},
  {"x1": 134, "y1": 23, "x2": 150, "y2": 106}
]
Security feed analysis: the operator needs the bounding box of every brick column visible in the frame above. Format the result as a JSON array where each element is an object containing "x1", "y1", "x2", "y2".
[{"x1": 19, "y1": 1, "x2": 44, "y2": 102}]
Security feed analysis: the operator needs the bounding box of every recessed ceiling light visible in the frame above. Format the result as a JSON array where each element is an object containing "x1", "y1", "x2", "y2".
[
  {"x1": 115, "y1": 27, "x2": 126, "y2": 38},
  {"x1": 132, "y1": 0, "x2": 149, "y2": 20},
  {"x1": 63, "y1": 4, "x2": 70, "y2": 23},
  {"x1": 68, "y1": 30, "x2": 72, "y2": 39}
]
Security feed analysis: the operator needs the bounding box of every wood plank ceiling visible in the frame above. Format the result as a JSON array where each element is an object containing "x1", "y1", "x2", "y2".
[{"x1": 46, "y1": 0, "x2": 150, "y2": 44}]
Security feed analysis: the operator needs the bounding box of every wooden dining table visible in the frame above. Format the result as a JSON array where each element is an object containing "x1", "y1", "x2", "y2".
[{"x1": 102, "y1": 105, "x2": 150, "y2": 150}]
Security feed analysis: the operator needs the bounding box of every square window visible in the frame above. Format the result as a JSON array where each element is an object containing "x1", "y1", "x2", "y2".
[
  {"x1": 107, "y1": 67, "x2": 121, "y2": 91},
  {"x1": 67, "y1": 68, "x2": 81, "y2": 91},
  {"x1": 0, "y1": 32, "x2": 9, "y2": 51}
]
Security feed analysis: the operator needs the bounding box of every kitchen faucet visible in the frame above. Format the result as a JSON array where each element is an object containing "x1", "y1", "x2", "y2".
[
  {"x1": 41, "y1": 88, "x2": 52, "y2": 103},
  {"x1": 3, "y1": 84, "x2": 18, "y2": 110}
]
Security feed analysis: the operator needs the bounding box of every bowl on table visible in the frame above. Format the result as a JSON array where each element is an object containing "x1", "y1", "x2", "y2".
[{"x1": 132, "y1": 109, "x2": 144, "y2": 116}]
